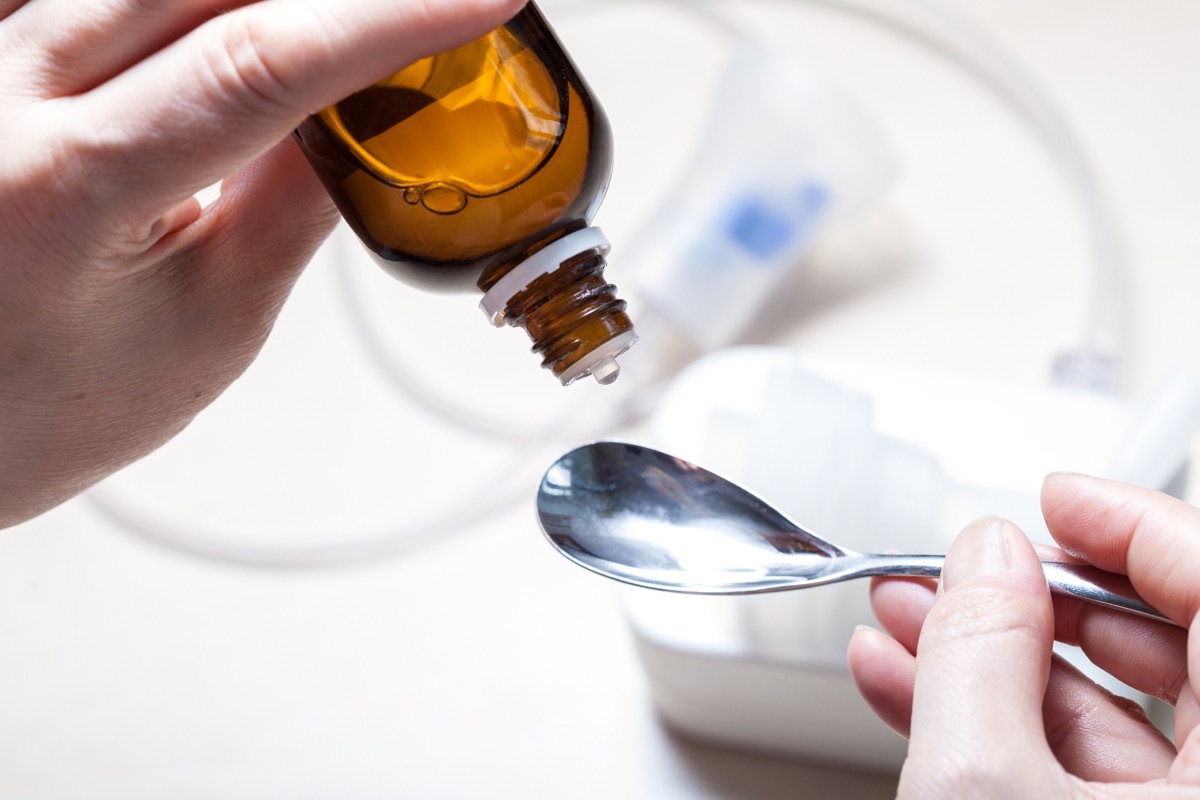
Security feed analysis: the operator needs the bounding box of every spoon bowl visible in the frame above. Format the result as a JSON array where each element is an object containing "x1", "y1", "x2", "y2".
[{"x1": 536, "y1": 440, "x2": 1174, "y2": 624}]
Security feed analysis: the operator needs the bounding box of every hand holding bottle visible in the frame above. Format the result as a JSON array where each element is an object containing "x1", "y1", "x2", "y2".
[
  {"x1": 0, "y1": 0, "x2": 526, "y2": 528},
  {"x1": 848, "y1": 473, "x2": 1200, "y2": 796}
]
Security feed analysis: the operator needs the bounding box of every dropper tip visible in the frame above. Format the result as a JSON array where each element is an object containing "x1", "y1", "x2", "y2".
[{"x1": 591, "y1": 357, "x2": 621, "y2": 385}]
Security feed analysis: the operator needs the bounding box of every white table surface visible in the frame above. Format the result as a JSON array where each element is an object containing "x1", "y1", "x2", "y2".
[{"x1": 3, "y1": 1, "x2": 1198, "y2": 797}]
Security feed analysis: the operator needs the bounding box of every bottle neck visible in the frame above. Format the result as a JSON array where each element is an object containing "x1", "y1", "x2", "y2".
[{"x1": 480, "y1": 227, "x2": 637, "y2": 385}]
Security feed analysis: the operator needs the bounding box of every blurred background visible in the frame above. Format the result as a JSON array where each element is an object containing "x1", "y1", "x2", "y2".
[{"x1": 3, "y1": 0, "x2": 1199, "y2": 796}]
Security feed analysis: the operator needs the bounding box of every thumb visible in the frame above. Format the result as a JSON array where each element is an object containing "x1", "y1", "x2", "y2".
[{"x1": 900, "y1": 517, "x2": 1066, "y2": 795}]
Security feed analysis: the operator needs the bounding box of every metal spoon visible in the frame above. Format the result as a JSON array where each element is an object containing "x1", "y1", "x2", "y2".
[{"x1": 536, "y1": 440, "x2": 1174, "y2": 625}]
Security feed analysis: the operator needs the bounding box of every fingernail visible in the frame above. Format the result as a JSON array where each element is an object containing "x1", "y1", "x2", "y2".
[
  {"x1": 1043, "y1": 470, "x2": 1095, "y2": 488},
  {"x1": 943, "y1": 516, "x2": 1014, "y2": 589}
]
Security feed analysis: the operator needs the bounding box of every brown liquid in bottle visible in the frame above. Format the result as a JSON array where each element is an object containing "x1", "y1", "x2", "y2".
[{"x1": 294, "y1": 3, "x2": 636, "y2": 385}]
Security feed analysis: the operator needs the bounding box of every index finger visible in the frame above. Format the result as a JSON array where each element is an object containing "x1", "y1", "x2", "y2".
[{"x1": 1041, "y1": 472, "x2": 1200, "y2": 628}]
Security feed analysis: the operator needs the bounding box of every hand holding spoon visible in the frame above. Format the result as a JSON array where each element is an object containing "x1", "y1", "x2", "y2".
[{"x1": 536, "y1": 441, "x2": 1174, "y2": 625}]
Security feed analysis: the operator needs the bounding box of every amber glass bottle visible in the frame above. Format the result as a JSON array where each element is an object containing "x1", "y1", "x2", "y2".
[{"x1": 294, "y1": 2, "x2": 636, "y2": 385}]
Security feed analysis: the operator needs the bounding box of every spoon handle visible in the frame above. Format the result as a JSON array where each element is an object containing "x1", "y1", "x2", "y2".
[
  {"x1": 1041, "y1": 561, "x2": 1170, "y2": 624},
  {"x1": 855, "y1": 554, "x2": 1174, "y2": 626}
]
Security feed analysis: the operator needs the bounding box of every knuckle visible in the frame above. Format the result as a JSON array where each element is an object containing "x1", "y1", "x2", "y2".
[
  {"x1": 1160, "y1": 662, "x2": 1188, "y2": 705},
  {"x1": 204, "y1": 18, "x2": 293, "y2": 111},
  {"x1": 925, "y1": 582, "x2": 1045, "y2": 644},
  {"x1": 1043, "y1": 689, "x2": 1099, "y2": 752},
  {"x1": 201, "y1": 10, "x2": 333, "y2": 115},
  {"x1": 8, "y1": 122, "x2": 122, "y2": 265},
  {"x1": 902, "y1": 749, "x2": 1079, "y2": 800},
  {"x1": 30, "y1": 121, "x2": 174, "y2": 265},
  {"x1": 902, "y1": 755, "x2": 1032, "y2": 799}
]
